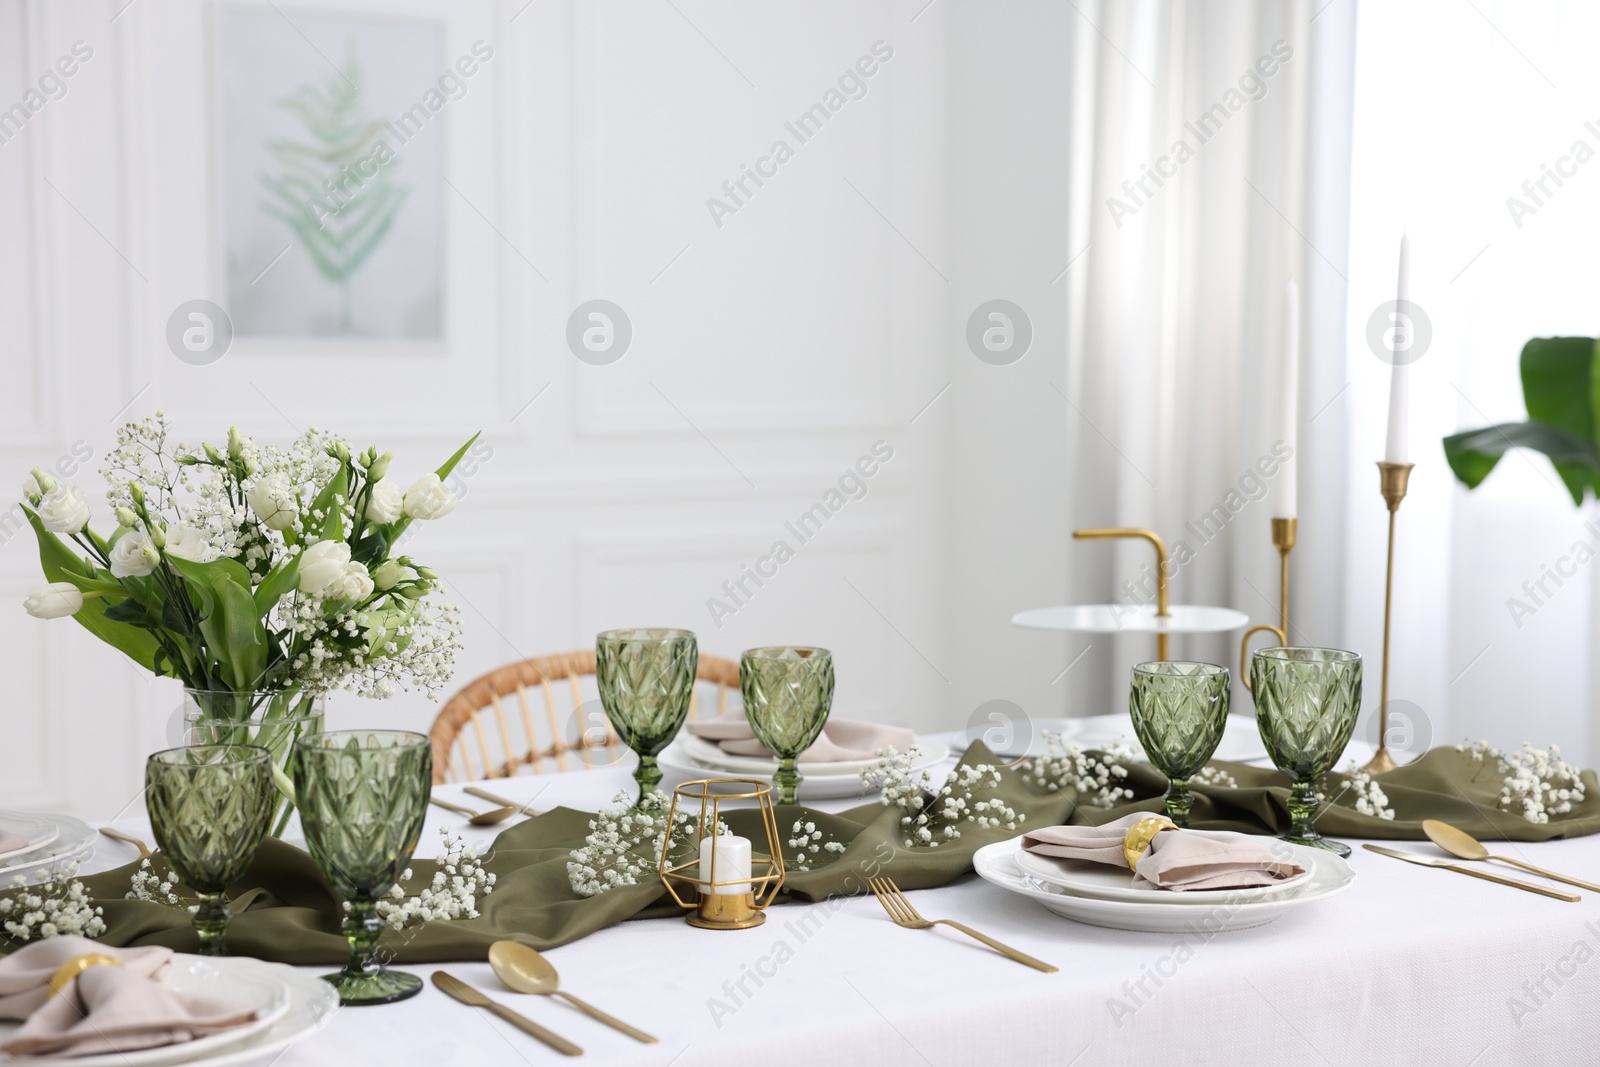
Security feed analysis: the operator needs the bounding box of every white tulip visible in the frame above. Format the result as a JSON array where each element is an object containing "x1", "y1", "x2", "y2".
[
  {"x1": 24, "y1": 582, "x2": 82, "y2": 619},
  {"x1": 246, "y1": 475, "x2": 297, "y2": 532},
  {"x1": 365, "y1": 479, "x2": 404, "y2": 523},
  {"x1": 36, "y1": 485, "x2": 90, "y2": 533},
  {"x1": 298, "y1": 540, "x2": 352, "y2": 596},
  {"x1": 164, "y1": 525, "x2": 217, "y2": 563},
  {"x1": 372, "y1": 559, "x2": 417, "y2": 591},
  {"x1": 324, "y1": 560, "x2": 375, "y2": 602},
  {"x1": 402, "y1": 474, "x2": 457, "y2": 520},
  {"x1": 109, "y1": 529, "x2": 158, "y2": 578}
]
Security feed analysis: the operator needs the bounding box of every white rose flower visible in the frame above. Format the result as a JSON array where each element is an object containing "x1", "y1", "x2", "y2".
[
  {"x1": 402, "y1": 474, "x2": 457, "y2": 520},
  {"x1": 325, "y1": 560, "x2": 375, "y2": 602},
  {"x1": 36, "y1": 485, "x2": 90, "y2": 533},
  {"x1": 365, "y1": 479, "x2": 404, "y2": 523},
  {"x1": 163, "y1": 525, "x2": 217, "y2": 563},
  {"x1": 24, "y1": 582, "x2": 82, "y2": 619},
  {"x1": 109, "y1": 530, "x2": 158, "y2": 578},
  {"x1": 246, "y1": 475, "x2": 297, "y2": 531},
  {"x1": 298, "y1": 540, "x2": 352, "y2": 596}
]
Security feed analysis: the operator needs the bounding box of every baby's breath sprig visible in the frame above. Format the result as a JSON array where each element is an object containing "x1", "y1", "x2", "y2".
[
  {"x1": 371, "y1": 827, "x2": 495, "y2": 929},
  {"x1": 863, "y1": 747, "x2": 1024, "y2": 848},
  {"x1": 1192, "y1": 764, "x2": 1239, "y2": 789},
  {"x1": 787, "y1": 820, "x2": 847, "y2": 872},
  {"x1": 1459, "y1": 740, "x2": 1585, "y2": 824},
  {"x1": 1, "y1": 863, "x2": 105, "y2": 942},
  {"x1": 1338, "y1": 760, "x2": 1395, "y2": 820},
  {"x1": 1019, "y1": 731, "x2": 1134, "y2": 808},
  {"x1": 567, "y1": 790, "x2": 714, "y2": 897}
]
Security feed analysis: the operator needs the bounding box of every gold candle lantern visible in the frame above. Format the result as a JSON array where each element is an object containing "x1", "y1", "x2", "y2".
[{"x1": 659, "y1": 779, "x2": 785, "y2": 930}]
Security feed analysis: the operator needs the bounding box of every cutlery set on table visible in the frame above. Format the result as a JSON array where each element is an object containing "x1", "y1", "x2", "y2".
[{"x1": 1361, "y1": 819, "x2": 1600, "y2": 903}]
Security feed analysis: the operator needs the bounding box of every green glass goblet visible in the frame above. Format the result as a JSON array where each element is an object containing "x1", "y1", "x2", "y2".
[
  {"x1": 741, "y1": 646, "x2": 836, "y2": 805},
  {"x1": 145, "y1": 745, "x2": 275, "y2": 957},
  {"x1": 596, "y1": 628, "x2": 699, "y2": 805},
  {"x1": 293, "y1": 730, "x2": 431, "y2": 1006},
  {"x1": 1250, "y1": 647, "x2": 1364, "y2": 857},
  {"x1": 1128, "y1": 660, "x2": 1230, "y2": 828}
]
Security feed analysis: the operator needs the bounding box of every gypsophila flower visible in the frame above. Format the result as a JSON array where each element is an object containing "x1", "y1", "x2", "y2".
[
  {"x1": 1339, "y1": 760, "x2": 1395, "y2": 820},
  {"x1": 787, "y1": 820, "x2": 847, "y2": 872},
  {"x1": 863, "y1": 748, "x2": 1024, "y2": 848},
  {"x1": 2, "y1": 863, "x2": 105, "y2": 942},
  {"x1": 368, "y1": 827, "x2": 495, "y2": 929},
  {"x1": 1192, "y1": 764, "x2": 1239, "y2": 789},
  {"x1": 1461, "y1": 740, "x2": 1585, "y2": 824},
  {"x1": 567, "y1": 790, "x2": 718, "y2": 897},
  {"x1": 127, "y1": 858, "x2": 186, "y2": 906},
  {"x1": 1020, "y1": 731, "x2": 1134, "y2": 807}
]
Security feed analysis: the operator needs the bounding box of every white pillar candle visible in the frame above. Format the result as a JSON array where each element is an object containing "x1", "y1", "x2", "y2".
[
  {"x1": 1383, "y1": 234, "x2": 1411, "y2": 464},
  {"x1": 1274, "y1": 278, "x2": 1300, "y2": 519},
  {"x1": 698, "y1": 835, "x2": 752, "y2": 895}
]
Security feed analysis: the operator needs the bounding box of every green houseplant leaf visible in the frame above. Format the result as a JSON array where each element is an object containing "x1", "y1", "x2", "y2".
[{"x1": 1443, "y1": 337, "x2": 1600, "y2": 505}]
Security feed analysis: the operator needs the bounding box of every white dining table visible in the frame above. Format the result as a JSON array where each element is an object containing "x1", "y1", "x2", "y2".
[{"x1": 82, "y1": 743, "x2": 1600, "y2": 1067}]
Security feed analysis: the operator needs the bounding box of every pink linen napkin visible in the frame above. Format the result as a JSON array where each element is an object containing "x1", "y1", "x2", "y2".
[
  {"x1": 687, "y1": 713, "x2": 915, "y2": 764},
  {"x1": 0, "y1": 936, "x2": 257, "y2": 1058},
  {"x1": 0, "y1": 830, "x2": 28, "y2": 854},
  {"x1": 1021, "y1": 812, "x2": 1306, "y2": 892}
]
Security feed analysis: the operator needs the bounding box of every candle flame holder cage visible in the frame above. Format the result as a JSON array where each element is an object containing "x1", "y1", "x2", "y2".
[{"x1": 659, "y1": 778, "x2": 785, "y2": 930}]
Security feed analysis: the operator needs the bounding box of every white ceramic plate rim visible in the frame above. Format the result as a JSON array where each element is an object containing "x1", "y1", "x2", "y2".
[
  {"x1": 1013, "y1": 846, "x2": 1316, "y2": 904},
  {"x1": 0, "y1": 955, "x2": 292, "y2": 1067},
  {"x1": 975, "y1": 835, "x2": 1355, "y2": 918},
  {"x1": 0, "y1": 813, "x2": 59, "y2": 864},
  {"x1": 0, "y1": 815, "x2": 98, "y2": 878},
  {"x1": 673, "y1": 733, "x2": 949, "y2": 777},
  {"x1": 659, "y1": 747, "x2": 886, "y2": 799}
]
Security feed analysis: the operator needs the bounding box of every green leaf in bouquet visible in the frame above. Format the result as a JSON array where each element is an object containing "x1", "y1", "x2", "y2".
[
  {"x1": 22, "y1": 509, "x2": 164, "y2": 674},
  {"x1": 253, "y1": 553, "x2": 301, "y2": 616},
  {"x1": 350, "y1": 529, "x2": 387, "y2": 567},
  {"x1": 310, "y1": 466, "x2": 349, "y2": 543},
  {"x1": 102, "y1": 598, "x2": 158, "y2": 627},
  {"x1": 169, "y1": 556, "x2": 270, "y2": 691}
]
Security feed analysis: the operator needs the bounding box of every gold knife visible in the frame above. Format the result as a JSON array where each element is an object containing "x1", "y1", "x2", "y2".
[
  {"x1": 432, "y1": 971, "x2": 583, "y2": 1056},
  {"x1": 1362, "y1": 844, "x2": 1580, "y2": 901}
]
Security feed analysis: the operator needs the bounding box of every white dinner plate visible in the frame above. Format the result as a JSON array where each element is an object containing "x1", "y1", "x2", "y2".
[
  {"x1": 1014, "y1": 846, "x2": 1316, "y2": 905},
  {"x1": 974, "y1": 835, "x2": 1355, "y2": 933},
  {"x1": 957, "y1": 713, "x2": 1270, "y2": 764},
  {"x1": 675, "y1": 733, "x2": 949, "y2": 778},
  {"x1": 0, "y1": 815, "x2": 98, "y2": 880},
  {"x1": 0, "y1": 813, "x2": 58, "y2": 864},
  {"x1": 0, "y1": 955, "x2": 292, "y2": 1067},
  {"x1": 658, "y1": 736, "x2": 949, "y2": 800}
]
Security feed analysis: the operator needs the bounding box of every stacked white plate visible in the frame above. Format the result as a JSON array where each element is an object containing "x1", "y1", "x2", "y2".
[
  {"x1": 0, "y1": 955, "x2": 338, "y2": 1066},
  {"x1": 974, "y1": 834, "x2": 1356, "y2": 932},
  {"x1": 939, "y1": 712, "x2": 1270, "y2": 764},
  {"x1": 658, "y1": 733, "x2": 950, "y2": 799},
  {"x1": 0, "y1": 812, "x2": 98, "y2": 880}
]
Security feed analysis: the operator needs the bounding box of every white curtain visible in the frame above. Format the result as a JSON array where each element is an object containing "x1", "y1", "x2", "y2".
[{"x1": 1056, "y1": 0, "x2": 1358, "y2": 716}]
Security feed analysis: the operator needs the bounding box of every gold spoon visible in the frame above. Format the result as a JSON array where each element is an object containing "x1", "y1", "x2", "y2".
[
  {"x1": 429, "y1": 796, "x2": 519, "y2": 826},
  {"x1": 1421, "y1": 819, "x2": 1600, "y2": 893},
  {"x1": 489, "y1": 940, "x2": 659, "y2": 1044}
]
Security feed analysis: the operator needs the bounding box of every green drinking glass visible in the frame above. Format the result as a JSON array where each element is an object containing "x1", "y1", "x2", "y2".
[
  {"x1": 144, "y1": 745, "x2": 275, "y2": 957},
  {"x1": 1128, "y1": 661, "x2": 1230, "y2": 828},
  {"x1": 293, "y1": 730, "x2": 431, "y2": 1006},
  {"x1": 1250, "y1": 647, "x2": 1364, "y2": 857},
  {"x1": 741, "y1": 646, "x2": 836, "y2": 805},
  {"x1": 596, "y1": 628, "x2": 699, "y2": 805}
]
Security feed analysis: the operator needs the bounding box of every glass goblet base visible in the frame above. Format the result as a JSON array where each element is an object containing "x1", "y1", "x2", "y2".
[
  {"x1": 320, "y1": 968, "x2": 423, "y2": 1006},
  {"x1": 1281, "y1": 830, "x2": 1352, "y2": 858}
]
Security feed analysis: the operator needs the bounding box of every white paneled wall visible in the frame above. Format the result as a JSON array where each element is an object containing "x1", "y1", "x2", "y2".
[{"x1": 0, "y1": 0, "x2": 969, "y2": 817}]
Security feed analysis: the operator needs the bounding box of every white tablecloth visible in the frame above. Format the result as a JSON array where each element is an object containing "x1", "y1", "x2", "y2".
[{"x1": 83, "y1": 755, "x2": 1600, "y2": 1067}]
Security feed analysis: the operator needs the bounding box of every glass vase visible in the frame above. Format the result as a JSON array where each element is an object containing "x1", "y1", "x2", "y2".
[{"x1": 181, "y1": 688, "x2": 325, "y2": 837}]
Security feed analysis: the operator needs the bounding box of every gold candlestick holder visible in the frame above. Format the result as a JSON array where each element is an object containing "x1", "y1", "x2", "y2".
[
  {"x1": 1238, "y1": 517, "x2": 1295, "y2": 688},
  {"x1": 1362, "y1": 462, "x2": 1413, "y2": 774},
  {"x1": 658, "y1": 779, "x2": 785, "y2": 930}
]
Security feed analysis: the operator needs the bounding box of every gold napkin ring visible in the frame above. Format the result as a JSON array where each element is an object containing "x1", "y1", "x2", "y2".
[
  {"x1": 1121, "y1": 816, "x2": 1177, "y2": 870},
  {"x1": 46, "y1": 954, "x2": 123, "y2": 998}
]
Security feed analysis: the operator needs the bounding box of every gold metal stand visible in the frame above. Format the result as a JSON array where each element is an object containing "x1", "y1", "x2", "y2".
[
  {"x1": 1238, "y1": 517, "x2": 1296, "y2": 689},
  {"x1": 1073, "y1": 528, "x2": 1170, "y2": 659},
  {"x1": 1361, "y1": 462, "x2": 1413, "y2": 774}
]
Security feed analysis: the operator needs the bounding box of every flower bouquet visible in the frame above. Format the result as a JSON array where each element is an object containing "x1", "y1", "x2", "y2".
[{"x1": 20, "y1": 414, "x2": 475, "y2": 833}]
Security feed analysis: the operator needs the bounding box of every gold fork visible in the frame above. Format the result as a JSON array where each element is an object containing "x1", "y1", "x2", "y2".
[
  {"x1": 868, "y1": 876, "x2": 1057, "y2": 973},
  {"x1": 98, "y1": 827, "x2": 152, "y2": 859}
]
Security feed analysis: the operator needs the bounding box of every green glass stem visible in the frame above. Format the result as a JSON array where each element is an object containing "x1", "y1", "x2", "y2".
[
  {"x1": 192, "y1": 893, "x2": 231, "y2": 957},
  {"x1": 1285, "y1": 779, "x2": 1351, "y2": 856},
  {"x1": 773, "y1": 757, "x2": 801, "y2": 806},
  {"x1": 340, "y1": 899, "x2": 384, "y2": 982},
  {"x1": 1163, "y1": 778, "x2": 1193, "y2": 829},
  {"x1": 634, "y1": 754, "x2": 662, "y2": 803}
]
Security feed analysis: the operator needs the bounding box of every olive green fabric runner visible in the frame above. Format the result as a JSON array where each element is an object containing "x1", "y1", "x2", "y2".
[{"x1": 23, "y1": 744, "x2": 1600, "y2": 963}]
